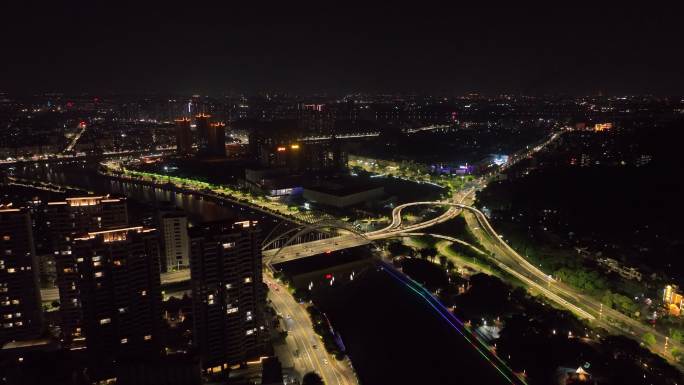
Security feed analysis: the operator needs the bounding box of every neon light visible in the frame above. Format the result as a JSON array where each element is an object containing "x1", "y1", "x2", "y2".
[{"x1": 382, "y1": 263, "x2": 525, "y2": 385}]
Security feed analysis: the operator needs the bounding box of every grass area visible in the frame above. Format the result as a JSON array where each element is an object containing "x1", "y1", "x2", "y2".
[
  {"x1": 349, "y1": 155, "x2": 476, "y2": 193},
  {"x1": 426, "y1": 214, "x2": 482, "y2": 247},
  {"x1": 398, "y1": 234, "x2": 500, "y2": 278},
  {"x1": 402, "y1": 235, "x2": 434, "y2": 250},
  {"x1": 434, "y1": 240, "x2": 499, "y2": 277}
]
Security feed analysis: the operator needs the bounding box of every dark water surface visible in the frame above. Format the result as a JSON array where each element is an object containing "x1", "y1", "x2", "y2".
[
  {"x1": 18, "y1": 162, "x2": 509, "y2": 385},
  {"x1": 315, "y1": 266, "x2": 509, "y2": 385}
]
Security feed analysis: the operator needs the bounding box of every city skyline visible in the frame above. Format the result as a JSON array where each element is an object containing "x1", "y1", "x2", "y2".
[{"x1": 2, "y1": 5, "x2": 684, "y2": 384}]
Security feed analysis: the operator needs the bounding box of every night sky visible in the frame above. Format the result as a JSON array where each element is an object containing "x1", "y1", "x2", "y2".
[{"x1": 2, "y1": 3, "x2": 683, "y2": 96}]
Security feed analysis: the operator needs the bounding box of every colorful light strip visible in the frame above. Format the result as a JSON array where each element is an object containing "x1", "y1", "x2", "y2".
[{"x1": 381, "y1": 262, "x2": 526, "y2": 385}]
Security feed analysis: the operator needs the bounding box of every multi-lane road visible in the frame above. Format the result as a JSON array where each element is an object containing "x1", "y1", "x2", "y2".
[
  {"x1": 265, "y1": 274, "x2": 358, "y2": 385},
  {"x1": 456, "y1": 201, "x2": 684, "y2": 366},
  {"x1": 265, "y1": 189, "x2": 475, "y2": 266},
  {"x1": 41, "y1": 128, "x2": 681, "y2": 373}
]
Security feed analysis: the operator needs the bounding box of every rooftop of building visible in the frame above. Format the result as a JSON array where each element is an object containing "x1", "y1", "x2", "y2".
[
  {"x1": 74, "y1": 226, "x2": 156, "y2": 243},
  {"x1": 47, "y1": 194, "x2": 126, "y2": 207},
  {"x1": 188, "y1": 220, "x2": 259, "y2": 238},
  {"x1": 2, "y1": 337, "x2": 57, "y2": 351},
  {"x1": 303, "y1": 177, "x2": 382, "y2": 196}
]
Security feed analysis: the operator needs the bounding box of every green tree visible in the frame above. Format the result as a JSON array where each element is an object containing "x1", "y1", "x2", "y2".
[
  {"x1": 302, "y1": 372, "x2": 325, "y2": 385},
  {"x1": 670, "y1": 328, "x2": 683, "y2": 345},
  {"x1": 601, "y1": 290, "x2": 614, "y2": 309},
  {"x1": 418, "y1": 246, "x2": 435, "y2": 258},
  {"x1": 293, "y1": 288, "x2": 311, "y2": 303},
  {"x1": 387, "y1": 241, "x2": 413, "y2": 257},
  {"x1": 642, "y1": 332, "x2": 657, "y2": 348}
]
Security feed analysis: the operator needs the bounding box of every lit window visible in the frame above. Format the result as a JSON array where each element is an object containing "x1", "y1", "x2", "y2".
[
  {"x1": 144, "y1": 335, "x2": 152, "y2": 341},
  {"x1": 222, "y1": 242, "x2": 235, "y2": 249},
  {"x1": 120, "y1": 338, "x2": 128, "y2": 344},
  {"x1": 99, "y1": 318, "x2": 111, "y2": 325},
  {"x1": 244, "y1": 277, "x2": 252, "y2": 283},
  {"x1": 246, "y1": 329, "x2": 254, "y2": 336},
  {"x1": 76, "y1": 257, "x2": 84, "y2": 262},
  {"x1": 2, "y1": 235, "x2": 9, "y2": 241},
  {"x1": 94, "y1": 272, "x2": 104, "y2": 278},
  {"x1": 7, "y1": 268, "x2": 15, "y2": 273},
  {"x1": 141, "y1": 290, "x2": 147, "y2": 296},
  {"x1": 225, "y1": 283, "x2": 232, "y2": 289},
  {"x1": 226, "y1": 307, "x2": 238, "y2": 314},
  {"x1": 93, "y1": 256, "x2": 101, "y2": 262},
  {"x1": 119, "y1": 307, "x2": 126, "y2": 313}
]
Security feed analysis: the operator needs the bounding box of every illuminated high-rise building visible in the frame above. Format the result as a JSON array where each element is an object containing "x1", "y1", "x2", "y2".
[
  {"x1": 45, "y1": 196, "x2": 128, "y2": 344},
  {"x1": 195, "y1": 113, "x2": 211, "y2": 155},
  {"x1": 175, "y1": 117, "x2": 193, "y2": 155},
  {"x1": 189, "y1": 220, "x2": 265, "y2": 372},
  {"x1": 0, "y1": 206, "x2": 42, "y2": 344},
  {"x1": 207, "y1": 122, "x2": 226, "y2": 157},
  {"x1": 158, "y1": 208, "x2": 190, "y2": 272},
  {"x1": 71, "y1": 226, "x2": 162, "y2": 358}
]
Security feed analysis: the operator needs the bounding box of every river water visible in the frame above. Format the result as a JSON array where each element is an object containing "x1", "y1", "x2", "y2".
[
  {"x1": 279, "y1": 251, "x2": 511, "y2": 385},
  {"x1": 13, "y1": 162, "x2": 509, "y2": 385},
  {"x1": 14, "y1": 162, "x2": 280, "y2": 227}
]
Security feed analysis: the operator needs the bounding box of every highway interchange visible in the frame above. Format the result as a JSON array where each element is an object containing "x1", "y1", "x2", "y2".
[{"x1": 36, "y1": 128, "x2": 684, "y2": 378}]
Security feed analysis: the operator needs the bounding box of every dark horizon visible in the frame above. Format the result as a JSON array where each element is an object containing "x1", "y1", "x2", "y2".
[{"x1": 2, "y1": 4, "x2": 683, "y2": 96}]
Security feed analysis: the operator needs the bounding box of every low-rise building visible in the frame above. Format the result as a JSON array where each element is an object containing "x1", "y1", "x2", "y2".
[
  {"x1": 303, "y1": 180, "x2": 384, "y2": 208},
  {"x1": 244, "y1": 168, "x2": 303, "y2": 197},
  {"x1": 596, "y1": 257, "x2": 642, "y2": 281},
  {"x1": 663, "y1": 285, "x2": 683, "y2": 316}
]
